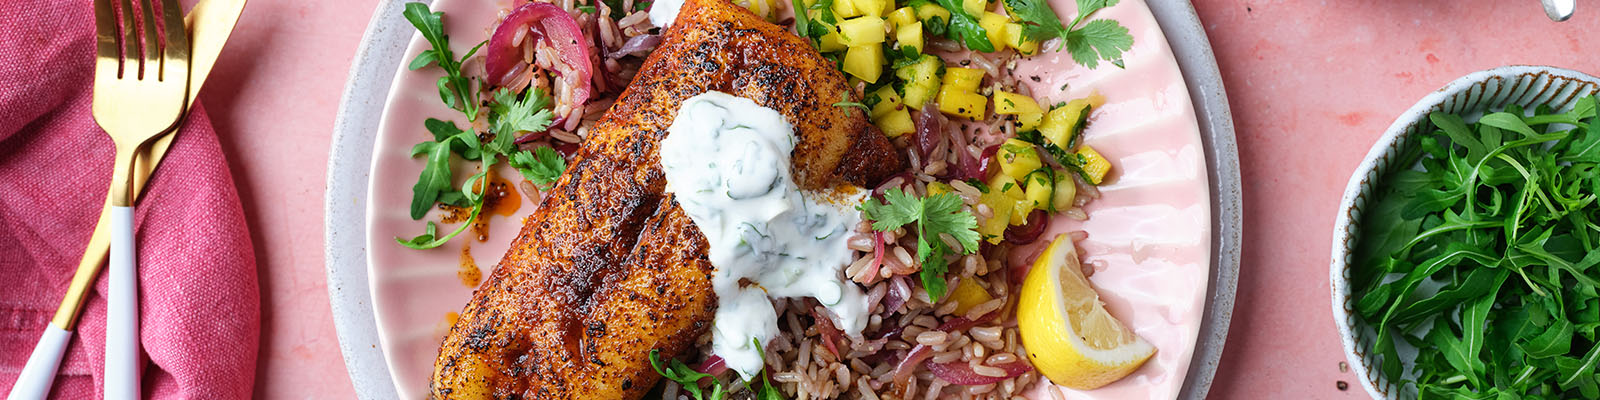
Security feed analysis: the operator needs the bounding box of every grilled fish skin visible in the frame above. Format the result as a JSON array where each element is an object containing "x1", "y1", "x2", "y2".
[{"x1": 427, "y1": 0, "x2": 905, "y2": 397}]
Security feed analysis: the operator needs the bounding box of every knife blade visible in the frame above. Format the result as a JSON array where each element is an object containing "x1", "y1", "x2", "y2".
[{"x1": 52, "y1": 0, "x2": 249, "y2": 331}]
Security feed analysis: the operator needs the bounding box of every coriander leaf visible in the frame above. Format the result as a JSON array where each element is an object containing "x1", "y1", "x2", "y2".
[
  {"x1": 509, "y1": 146, "x2": 568, "y2": 187},
  {"x1": 858, "y1": 189, "x2": 921, "y2": 230},
  {"x1": 1063, "y1": 19, "x2": 1131, "y2": 69},
  {"x1": 857, "y1": 189, "x2": 980, "y2": 299},
  {"x1": 489, "y1": 88, "x2": 556, "y2": 146},
  {"x1": 920, "y1": 192, "x2": 981, "y2": 254}
]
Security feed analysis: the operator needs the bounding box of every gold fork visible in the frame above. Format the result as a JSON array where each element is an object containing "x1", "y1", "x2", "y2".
[{"x1": 90, "y1": 0, "x2": 189, "y2": 397}]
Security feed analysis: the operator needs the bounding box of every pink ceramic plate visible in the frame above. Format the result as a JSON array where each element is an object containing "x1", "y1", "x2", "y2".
[{"x1": 363, "y1": 0, "x2": 1210, "y2": 398}]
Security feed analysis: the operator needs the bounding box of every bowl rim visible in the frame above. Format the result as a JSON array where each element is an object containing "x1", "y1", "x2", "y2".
[{"x1": 1329, "y1": 65, "x2": 1600, "y2": 399}]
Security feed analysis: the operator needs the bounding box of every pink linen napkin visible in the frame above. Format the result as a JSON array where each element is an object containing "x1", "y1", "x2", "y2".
[{"x1": 0, "y1": 0, "x2": 260, "y2": 399}]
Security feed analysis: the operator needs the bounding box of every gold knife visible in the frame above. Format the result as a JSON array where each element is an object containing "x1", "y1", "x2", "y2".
[{"x1": 55, "y1": 0, "x2": 248, "y2": 333}]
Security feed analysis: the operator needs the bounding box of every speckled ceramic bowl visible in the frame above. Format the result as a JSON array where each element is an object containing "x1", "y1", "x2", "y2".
[{"x1": 1331, "y1": 66, "x2": 1600, "y2": 399}]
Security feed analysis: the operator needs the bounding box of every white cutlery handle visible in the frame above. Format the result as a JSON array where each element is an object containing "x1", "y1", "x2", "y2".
[
  {"x1": 105, "y1": 206, "x2": 140, "y2": 399},
  {"x1": 5, "y1": 324, "x2": 72, "y2": 400}
]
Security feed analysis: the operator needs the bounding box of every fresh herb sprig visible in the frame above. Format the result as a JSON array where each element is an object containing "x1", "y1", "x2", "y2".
[
  {"x1": 932, "y1": 0, "x2": 996, "y2": 53},
  {"x1": 396, "y1": 4, "x2": 565, "y2": 250},
  {"x1": 647, "y1": 341, "x2": 787, "y2": 400},
  {"x1": 648, "y1": 349, "x2": 727, "y2": 400},
  {"x1": 858, "y1": 189, "x2": 981, "y2": 299},
  {"x1": 404, "y1": 3, "x2": 487, "y2": 118},
  {"x1": 1003, "y1": 0, "x2": 1132, "y2": 68},
  {"x1": 1353, "y1": 94, "x2": 1600, "y2": 397}
]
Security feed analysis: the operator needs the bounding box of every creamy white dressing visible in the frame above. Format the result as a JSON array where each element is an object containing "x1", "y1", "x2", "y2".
[
  {"x1": 647, "y1": 0, "x2": 686, "y2": 28},
  {"x1": 659, "y1": 91, "x2": 868, "y2": 381}
]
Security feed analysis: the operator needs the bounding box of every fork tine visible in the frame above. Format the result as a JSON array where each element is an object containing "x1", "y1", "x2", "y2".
[
  {"x1": 118, "y1": 0, "x2": 140, "y2": 78},
  {"x1": 92, "y1": 0, "x2": 122, "y2": 79},
  {"x1": 136, "y1": 0, "x2": 160, "y2": 77},
  {"x1": 157, "y1": 0, "x2": 190, "y2": 82}
]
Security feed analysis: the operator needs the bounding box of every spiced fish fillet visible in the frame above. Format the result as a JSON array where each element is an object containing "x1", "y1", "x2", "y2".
[{"x1": 427, "y1": 0, "x2": 906, "y2": 397}]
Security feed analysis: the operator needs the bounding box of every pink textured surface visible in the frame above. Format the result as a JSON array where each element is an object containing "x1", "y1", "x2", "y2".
[
  {"x1": 0, "y1": 0, "x2": 258, "y2": 398},
  {"x1": 109, "y1": 0, "x2": 1599, "y2": 398}
]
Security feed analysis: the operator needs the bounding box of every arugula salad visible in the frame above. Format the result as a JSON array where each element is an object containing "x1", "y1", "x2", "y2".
[{"x1": 1353, "y1": 94, "x2": 1600, "y2": 398}]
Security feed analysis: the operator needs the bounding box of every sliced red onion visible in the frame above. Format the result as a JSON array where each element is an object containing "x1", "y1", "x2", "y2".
[
  {"x1": 514, "y1": 130, "x2": 550, "y2": 144},
  {"x1": 892, "y1": 344, "x2": 934, "y2": 385},
  {"x1": 936, "y1": 310, "x2": 999, "y2": 333},
  {"x1": 925, "y1": 360, "x2": 1033, "y2": 385},
  {"x1": 814, "y1": 308, "x2": 844, "y2": 357},
  {"x1": 607, "y1": 34, "x2": 662, "y2": 59},
  {"x1": 485, "y1": 2, "x2": 593, "y2": 106},
  {"x1": 880, "y1": 276, "x2": 909, "y2": 316},
  {"x1": 693, "y1": 355, "x2": 728, "y2": 376},
  {"x1": 1004, "y1": 210, "x2": 1049, "y2": 245},
  {"x1": 913, "y1": 105, "x2": 944, "y2": 159}
]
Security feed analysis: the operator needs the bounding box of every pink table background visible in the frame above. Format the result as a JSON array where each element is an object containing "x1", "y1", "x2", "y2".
[{"x1": 197, "y1": 0, "x2": 1598, "y2": 397}]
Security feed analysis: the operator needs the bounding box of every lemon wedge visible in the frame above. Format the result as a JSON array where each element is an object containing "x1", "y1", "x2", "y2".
[{"x1": 1017, "y1": 234, "x2": 1154, "y2": 390}]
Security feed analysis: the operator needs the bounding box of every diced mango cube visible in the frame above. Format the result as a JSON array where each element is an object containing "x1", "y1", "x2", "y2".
[
  {"x1": 1004, "y1": 22, "x2": 1038, "y2": 55},
  {"x1": 977, "y1": 190, "x2": 1014, "y2": 243},
  {"x1": 950, "y1": 278, "x2": 994, "y2": 315},
  {"x1": 1017, "y1": 111, "x2": 1043, "y2": 131},
  {"x1": 1039, "y1": 98, "x2": 1091, "y2": 148},
  {"x1": 896, "y1": 21, "x2": 924, "y2": 54},
  {"x1": 961, "y1": 0, "x2": 985, "y2": 19},
  {"x1": 842, "y1": 43, "x2": 885, "y2": 83},
  {"x1": 870, "y1": 86, "x2": 903, "y2": 118},
  {"x1": 978, "y1": 12, "x2": 1008, "y2": 51},
  {"x1": 832, "y1": 0, "x2": 861, "y2": 18},
  {"x1": 837, "y1": 16, "x2": 887, "y2": 47},
  {"x1": 888, "y1": 7, "x2": 918, "y2": 29},
  {"x1": 1076, "y1": 145, "x2": 1112, "y2": 184},
  {"x1": 936, "y1": 87, "x2": 987, "y2": 120},
  {"x1": 993, "y1": 91, "x2": 1042, "y2": 115},
  {"x1": 854, "y1": 0, "x2": 887, "y2": 17},
  {"x1": 874, "y1": 108, "x2": 915, "y2": 137},
  {"x1": 1051, "y1": 168, "x2": 1077, "y2": 211},
  {"x1": 995, "y1": 138, "x2": 1041, "y2": 181},
  {"x1": 941, "y1": 67, "x2": 984, "y2": 92}
]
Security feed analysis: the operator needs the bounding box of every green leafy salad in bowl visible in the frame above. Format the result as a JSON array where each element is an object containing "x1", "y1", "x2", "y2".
[{"x1": 1333, "y1": 66, "x2": 1600, "y2": 399}]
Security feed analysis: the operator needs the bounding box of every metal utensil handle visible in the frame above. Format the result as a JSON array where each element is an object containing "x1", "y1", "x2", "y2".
[
  {"x1": 1541, "y1": 0, "x2": 1574, "y2": 21},
  {"x1": 105, "y1": 206, "x2": 141, "y2": 399},
  {"x1": 5, "y1": 325, "x2": 73, "y2": 400}
]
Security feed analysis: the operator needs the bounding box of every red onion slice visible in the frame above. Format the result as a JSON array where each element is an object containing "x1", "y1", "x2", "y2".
[
  {"x1": 1004, "y1": 209, "x2": 1050, "y2": 245},
  {"x1": 485, "y1": 2, "x2": 593, "y2": 106},
  {"x1": 925, "y1": 360, "x2": 1033, "y2": 385},
  {"x1": 892, "y1": 344, "x2": 934, "y2": 385},
  {"x1": 607, "y1": 34, "x2": 662, "y2": 59}
]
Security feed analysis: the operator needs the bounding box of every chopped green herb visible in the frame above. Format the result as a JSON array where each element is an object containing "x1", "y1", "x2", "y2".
[
  {"x1": 1003, "y1": 0, "x2": 1132, "y2": 69},
  {"x1": 930, "y1": 0, "x2": 995, "y2": 52},
  {"x1": 858, "y1": 189, "x2": 981, "y2": 299},
  {"x1": 648, "y1": 349, "x2": 726, "y2": 400}
]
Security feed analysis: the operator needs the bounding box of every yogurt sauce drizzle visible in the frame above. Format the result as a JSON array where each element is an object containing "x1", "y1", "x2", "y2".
[
  {"x1": 659, "y1": 91, "x2": 868, "y2": 380},
  {"x1": 647, "y1": 0, "x2": 686, "y2": 28}
]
